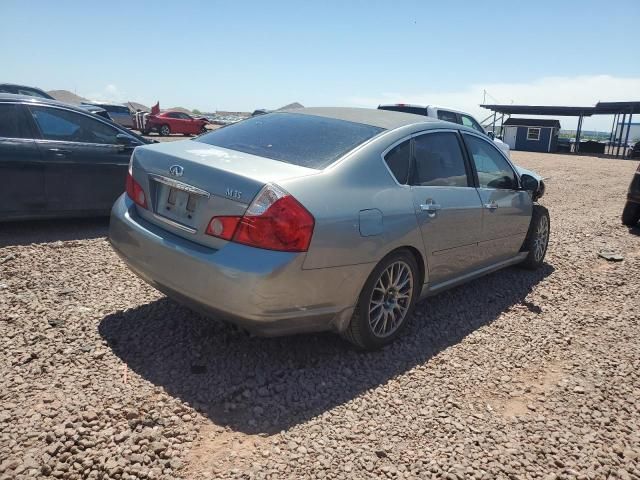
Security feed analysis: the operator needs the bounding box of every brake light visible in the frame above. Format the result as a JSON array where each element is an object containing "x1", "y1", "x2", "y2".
[
  {"x1": 126, "y1": 172, "x2": 147, "y2": 209},
  {"x1": 205, "y1": 184, "x2": 315, "y2": 252}
]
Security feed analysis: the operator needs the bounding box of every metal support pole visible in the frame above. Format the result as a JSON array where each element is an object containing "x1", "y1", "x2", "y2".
[
  {"x1": 492, "y1": 111, "x2": 496, "y2": 134},
  {"x1": 575, "y1": 115, "x2": 583, "y2": 153},
  {"x1": 623, "y1": 111, "x2": 633, "y2": 158},
  {"x1": 608, "y1": 113, "x2": 618, "y2": 155},
  {"x1": 616, "y1": 113, "x2": 627, "y2": 157}
]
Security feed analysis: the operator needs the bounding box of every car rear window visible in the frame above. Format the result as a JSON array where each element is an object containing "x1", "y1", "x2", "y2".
[
  {"x1": 378, "y1": 105, "x2": 427, "y2": 116},
  {"x1": 195, "y1": 112, "x2": 385, "y2": 169}
]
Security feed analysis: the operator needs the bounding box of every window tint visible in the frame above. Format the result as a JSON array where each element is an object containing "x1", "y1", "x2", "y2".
[
  {"x1": 464, "y1": 134, "x2": 517, "y2": 189},
  {"x1": 178, "y1": 113, "x2": 192, "y2": 120},
  {"x1": 410, "y1": 132, "x2": 468, "y2": 187},
  {"x1": 196, "y1": 112, "x2": 385, "y2": 169},
  {"x1": 167, "y1": 112, "x2": 180, "y2": 118},
  {"x1": 29, "y1": 106, "x2": 120, "y2": 144},
  {"x1": 384, "y1": 140, "x2": 411, "y2": 184},
  {"x1": 461, "y1": 114, "x2": 485, "y2": 133},
  {"x1": 0, "y1": 104, "x2": 30, "y2": 138},
  {"x1": 437, "y1": 110, "x2": 459, "y2": 123}
]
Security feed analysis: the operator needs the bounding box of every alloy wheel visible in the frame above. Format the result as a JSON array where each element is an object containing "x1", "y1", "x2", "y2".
[
  {"x1": 533, "y1": 215, "x2": 549, "y2": 262},
  {"x1": 368, "y1": 260, "x2": 413, "y2": 338}
]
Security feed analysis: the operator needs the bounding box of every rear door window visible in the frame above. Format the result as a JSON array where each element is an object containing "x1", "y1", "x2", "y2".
[
  {"x1": 196, "y1": 112, "x2": 385, "y2": 169},
  {"x1": 410, "y1": 132, "x2": 469, "y2": 187},
  {"x1": 436, "y1": 110, "x2": 459, "y2": 124},
  {"x1": 0, "y1": 104, "x2": 31, "y2": 138}
]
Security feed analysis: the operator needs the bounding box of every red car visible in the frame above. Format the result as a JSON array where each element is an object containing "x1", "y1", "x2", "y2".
[{"x1": 144, "y1": 111, "x2": 209, "y2": 136}]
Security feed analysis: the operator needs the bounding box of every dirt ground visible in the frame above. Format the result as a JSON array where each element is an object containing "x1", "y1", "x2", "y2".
[{"x1": 1, "y1": 151, "x2": 639, "y2": 479}]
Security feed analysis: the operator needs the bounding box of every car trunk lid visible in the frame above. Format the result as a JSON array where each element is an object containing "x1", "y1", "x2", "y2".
[{"x1": 131, "y1": 140, "x2": 318, "y2": 248}]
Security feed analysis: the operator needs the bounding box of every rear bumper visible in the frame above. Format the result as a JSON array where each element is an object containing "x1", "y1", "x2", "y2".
[{"x1": 108, "y1": 195, "x2": 371, "y2": 335}]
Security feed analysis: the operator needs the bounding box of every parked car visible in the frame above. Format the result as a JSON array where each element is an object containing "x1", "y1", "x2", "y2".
[
  {"x1": 378, "y1": 104, "x2": 511, "y2": 158},
  {"x1": 143, "y1": 111, "x2": 210, "y2": 136},
  {"x1": 622, "y1": 162, "x2": 640, "y2": 226},
  {"x1": 630, "y1": 142, "x2": 640, "y2": 159},
  {"x1": 77, "y1": 104, "x2": 112, "y2": 121},
  {"x1": 81, "y1": 102, "x2": 134, "y2": 128},
  {"x1": 110, "y1": 107, "x2": 549, "y2": 350},
  {"x1": 0, "y1": 83, "x2": 54, "y2": 99},
  {"x1": 0, "y1": 94, "x2": 151, "y2": 221}
]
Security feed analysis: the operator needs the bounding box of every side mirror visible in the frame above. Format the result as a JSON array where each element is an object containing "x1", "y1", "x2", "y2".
[
  {"x1": 520, "y1": 174, "x2": 539, "y2": 192},
  {"x1": 487, "y1": 131, "x2": 495, "y2": 140}
]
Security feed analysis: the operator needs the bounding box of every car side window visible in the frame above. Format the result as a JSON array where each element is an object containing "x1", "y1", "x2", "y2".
[
  {"x1": 436, "y1": 110, "x2": 459, "y2": 124},
  {"x1": 383, "y1": 139, "x2": 411, "y2": 184},
  {"x1": 28, "y1": 106, "x2": 120, "y2": 145},
  {"x1": 461, "y1": 114, "x2": 485, "y2": 134},
  {"x1": 0, "y1": 104, "x2": 31, "y2": 139},
  {"x1": 410, "y1": 132, "x2": 469, "y2": 187},
  {"x1": 463, "y1": 134, "x2": 517, "y2": 190}
]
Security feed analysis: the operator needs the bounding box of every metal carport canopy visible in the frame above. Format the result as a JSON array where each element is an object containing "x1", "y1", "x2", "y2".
[{"x1": 480, "y1": 104, "x2": 595, "y2": 116}]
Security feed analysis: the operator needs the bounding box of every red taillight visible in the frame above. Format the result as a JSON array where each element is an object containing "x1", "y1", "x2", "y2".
[
  {"x1": 205, "y1": 184, "x2": 315, "y2": 252},
  {"x1": 126, "y1": 172, "x2": 147, "y2": 209}
]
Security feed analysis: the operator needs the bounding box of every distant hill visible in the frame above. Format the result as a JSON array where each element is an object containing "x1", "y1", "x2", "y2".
[
  {"x1": 278, "y1": 102, "x2": 304, "y2": 110},
  {"x1": 47, "y1": 90, "x2": 88, "y2": 105}
]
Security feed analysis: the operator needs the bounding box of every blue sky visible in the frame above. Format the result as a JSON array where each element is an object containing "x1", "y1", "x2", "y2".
[{"x1": 2, "y1": 0, "x2": 639, "y2": 129}]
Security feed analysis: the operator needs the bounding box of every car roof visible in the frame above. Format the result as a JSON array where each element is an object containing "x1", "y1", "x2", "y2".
[
  {"x1": 280, "y1": 107, "x2": 440, "y2": 130},
  {"x1": 379, "y1": 103, "x2": 475, "y2": 117},
  {"x1": 82, "y1": 101, "x2": 127, "y2": 107}
]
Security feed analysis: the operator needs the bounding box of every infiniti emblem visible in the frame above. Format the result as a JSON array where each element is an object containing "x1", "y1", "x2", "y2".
[{"x1": 169, "y1": 165, "x2": 184, "y2": 177}]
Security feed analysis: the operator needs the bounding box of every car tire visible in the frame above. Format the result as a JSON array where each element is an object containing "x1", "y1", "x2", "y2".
[
  {"x1": 342, "y1": 250, "x2": 419, "y2": 350},
  {"x1": 201, "y1": 125, "x2": 208, "y2": 134},
  {"x1": 159, "y1": 124, "x2": 171, "y2": 136},
  {"x1": 520, "y1": 205, "x2": 550, "y2": 270},
  {"x1": 622, "y1": 201, "x2": 640, "y2": 226}
]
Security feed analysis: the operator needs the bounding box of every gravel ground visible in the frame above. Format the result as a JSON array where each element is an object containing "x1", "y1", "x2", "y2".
[{"x1": 1, "y1": 152, "x2": 639, "y2": 480}]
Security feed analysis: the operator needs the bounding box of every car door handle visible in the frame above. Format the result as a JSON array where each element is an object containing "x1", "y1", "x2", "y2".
[
  {"x1": 484, "y1": 202, "x2": 498, "y2": 210},
  {"x1": 420, "y1": 203, "x2": 441, "y2": 211},
  {"x1": 48, "y1": 148, "x2": 71, "y2": 157}
]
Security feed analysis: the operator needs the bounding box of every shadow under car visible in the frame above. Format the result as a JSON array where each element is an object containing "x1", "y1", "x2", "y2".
[{"x1": 98, "y1": 263, "x2": 554, "y2": 435}]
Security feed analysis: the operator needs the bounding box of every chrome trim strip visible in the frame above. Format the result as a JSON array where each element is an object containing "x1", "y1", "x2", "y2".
[
  {"x1": 151, "y1": 213, "x2": 198, "y2": 234},
  {"x1": 149, "y1": 174, "x2": 211, "y2": 198}
]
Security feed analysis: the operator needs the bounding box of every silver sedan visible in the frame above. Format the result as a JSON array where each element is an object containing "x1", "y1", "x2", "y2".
[{"x1": 109, "y1": 108, "x2": 549, "y2": 349}]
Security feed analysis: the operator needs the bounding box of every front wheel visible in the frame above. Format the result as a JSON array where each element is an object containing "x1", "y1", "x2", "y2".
[
  {"x1": 159, "y1": 124, "x2": 171, "y2": 136},
  {"x1": 622, "y1": 201, "x2": 640, "y2": 227},
  {"x1": 520, "y1": 205, "x2": 550, "y2": 270},
  {"x1": 342, "y1": 250, "x2": 419, "y2": 350}
]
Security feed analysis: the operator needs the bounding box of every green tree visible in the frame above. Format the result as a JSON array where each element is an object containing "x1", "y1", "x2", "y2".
[{"x1": 192, "y1": 108, "x2": 202, "y2": 115}]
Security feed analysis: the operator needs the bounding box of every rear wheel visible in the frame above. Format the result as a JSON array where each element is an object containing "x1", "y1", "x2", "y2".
[
  {"x1": 520, "y1": 205, "x2": 550, "y2": 270},
  {"x1": 342, "y1": 250, "x2": 419, "y2": 350},
  {"x1": 159, "y1": 124, "x2": 171, "y2": 136},
  {"x1": 622, "y1": 201, "x2": 640, "y2": 226}
]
